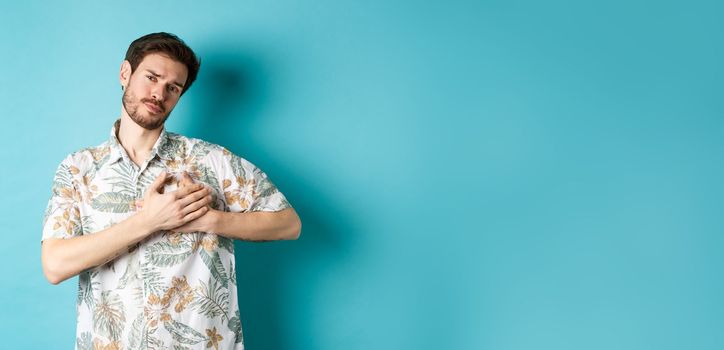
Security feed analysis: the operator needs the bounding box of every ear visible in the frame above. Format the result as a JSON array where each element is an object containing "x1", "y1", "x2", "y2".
[{"x1": 120, "y1": 60, "x2": 132, "y2": 90}]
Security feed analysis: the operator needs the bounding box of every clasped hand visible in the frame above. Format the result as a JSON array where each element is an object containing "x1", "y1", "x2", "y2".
[{"x1": 136, "y1": 171, "x2": 216, "y2": 233}]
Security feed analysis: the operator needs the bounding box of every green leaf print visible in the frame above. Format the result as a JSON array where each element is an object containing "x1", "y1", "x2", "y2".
[
  {"x1": 138, "y1": 169, "x2": 158, "y2": 190},
  {"x1": 80, "y1": 215, "x2": 95, "y2": 234},
  {"x1": 91, "y1": 192, "x2": 135, "y2": 213},
  {"x1": 192, "y1": 277, "x2": 230, "y2": 321},
  {"x1": 229, "y1": 153, "x2": 248, "y2": 178},
  {"x1": 93, "y1": 290, "x2": 126, "y2": 341},
  {"x1": 163, "y1": 319, "x2": 207, "y2": 345},
  {"x1": 117, "y1": 254, "x2": 140, "y2": 289},
  {"x1": 142, "y1": 264, "x2": 166, "y2": 297},
  {"x1": 159, "y1": 136, "x2": 187, "y2": 160},
  {"x1": 106, "y1": 161, "x2": 137, "y2": 196},
  {"x1": 52, "y1": 162, "x2": 74, "y2": 189},
  {"x1": 200, "y1": 250, "x2": 228, "y2": 288},
  {"x1": 128, "y1": 313, "x2": 149, "y2": 349},
  {"x1": 189, "y1": 140, "x2": 213, "y2": 160},
  {"x1": 128, "y1": 312, "x2": 166, "y2": 350},
  {"x1": 146, "y1": 241, "x2": 193, "y2": 267},
  {"x1": 257, "y1": 178, "x2": 280, "y2": 199},
  {"x1": 76, "y1": 332, "x2": 92, "y2": 350},
  {"x1": 229, "y1": 258, "x2": 236, "y2": 286},
  {"x1": 77, "y1": 271, "x2": 97, "y2": 309},
  {"x1": 195, "y1": 162, "x2": 220, "y2": 194},
  {"x1": 218, "y1": 236, "x2": 234, "y2": 254},
  {"x1": 228, "y1": 309, "x2": 243, "y2": 344}
]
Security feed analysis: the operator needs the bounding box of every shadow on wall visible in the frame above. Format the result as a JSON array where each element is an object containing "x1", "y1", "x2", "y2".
[{"x1": 184, "y1": 48, "x2": 354, "y2": 349}]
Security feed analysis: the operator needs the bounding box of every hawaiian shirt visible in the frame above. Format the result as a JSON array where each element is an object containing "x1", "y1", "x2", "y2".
[{"x1": 42, "y1": 119, "x2": 292, "y2": 350}]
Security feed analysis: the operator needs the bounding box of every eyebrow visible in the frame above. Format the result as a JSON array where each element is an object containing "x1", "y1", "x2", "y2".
[{"x1": 145, "y1": 69, "x2": 185, "y2": 89}]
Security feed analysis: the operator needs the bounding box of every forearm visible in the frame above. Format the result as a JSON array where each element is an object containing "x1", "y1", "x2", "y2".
[
  {"x1": 41, "y1": 214, "x2": 154, "y2": 285},
  {"x1": 208, "y1": 207, "x2": 301, "y2": 241}
]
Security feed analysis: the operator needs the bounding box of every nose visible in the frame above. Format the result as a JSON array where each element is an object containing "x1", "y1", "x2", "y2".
[{"x1": 151, "y1": 85, "x2": 166, "y2": 102}]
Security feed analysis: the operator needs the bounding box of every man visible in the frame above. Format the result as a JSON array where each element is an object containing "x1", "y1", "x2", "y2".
[{"x1": 41, "y1": 32, "x2": 301, "y2": 350}]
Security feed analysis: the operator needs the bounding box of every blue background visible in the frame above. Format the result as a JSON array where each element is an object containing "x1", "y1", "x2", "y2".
[{"x1": 1, "y1": 0, "x2": 723, "y2": 349}]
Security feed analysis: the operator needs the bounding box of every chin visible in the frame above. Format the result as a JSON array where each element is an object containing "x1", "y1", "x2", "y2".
[{"x1": 131, "y1": 113, "x2": 169, "y2": 130}]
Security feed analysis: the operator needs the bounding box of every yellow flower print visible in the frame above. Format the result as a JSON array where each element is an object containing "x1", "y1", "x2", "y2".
[
  {"x1": 89, "y1": 146, "x2": 110, "y2": 162},
  {"x1": 163, "y1": 276, "x2": 194, "y2": 313},
  {"x1": 222, "y1": 176, "x2": 255, "y2": 209},
  {"x1": 144, "y1": 293, "x2": 171, "y2": 329},
  {"x1": 80, "y1": 175, "x2": 99, "y2": 203},
  {"x1": 201, "y1": 235, "x2": 218, "y2": 252},
  {"x1": 92, "y1": 338, "x2": 121, "y2": 350},
  {"x1": 164, "y1": 156, "x2": 202, "y2": 181},
  {"x1": 206, "y1": 327, "x2": 223, "y2": 350},
  {"x1": 166, "y1": 231, "x2": 183, "y2": 245},
  {"x1": 200, "y1": 234, "x2": 218, "y2": 252},
  {"x1": 52, "y1": 185, "x2": 81, "y2": 235}
]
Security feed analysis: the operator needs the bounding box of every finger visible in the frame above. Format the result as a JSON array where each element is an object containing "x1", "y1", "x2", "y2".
[
  {"x1": 182, "y1": 206, "x2": 208, "y2": 223},
  {"x1": 150, "y1": 171, "x2": 171, "y2": 194},
  {"x1": 180, "y1": 192, "x2": 212, "y2": 215},
  {"x1": 180, "y1": 172, "x2": 195, "y2": 187},
  {"x1": 174, "y1": 182, "x2": 205, "y2": 199},
  {"x1": 178, "y1": 174, "x2": 193, "y2": 189},
  {"x1": 178, "y1": 186, "x2": 209, "y2": 206}
]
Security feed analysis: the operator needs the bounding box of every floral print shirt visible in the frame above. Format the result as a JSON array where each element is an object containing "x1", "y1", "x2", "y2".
[{"x1": 42, "y1": 120, "x2": 292, "y2": 350}]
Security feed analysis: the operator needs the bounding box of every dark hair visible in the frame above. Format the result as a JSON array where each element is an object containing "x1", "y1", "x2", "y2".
[{"x1": 124, "y1": 32, "x2": 200, "y2": 95}]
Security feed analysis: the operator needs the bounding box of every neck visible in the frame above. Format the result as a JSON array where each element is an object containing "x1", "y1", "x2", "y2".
[{"x1": 117, "y1": 113, "x2": 162, "y2": 160}]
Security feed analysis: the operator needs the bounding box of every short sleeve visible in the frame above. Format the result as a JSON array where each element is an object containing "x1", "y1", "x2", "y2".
[
  {"x1": 216, "y1": 148, "x2": 292, "y2": 213},
  {"x1": 41, "y1": 157, "x2": 83, "y2": 241}
]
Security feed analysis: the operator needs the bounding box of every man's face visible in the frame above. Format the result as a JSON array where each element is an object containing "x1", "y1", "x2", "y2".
[{"x1": 121, "y1": 53, "x2": 188, "y2": 130}]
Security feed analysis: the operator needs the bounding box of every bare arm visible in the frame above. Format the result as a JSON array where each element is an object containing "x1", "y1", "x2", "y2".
[
  {"x1": 212, "y1": 207, "x2": 301, "y2": 241},
  {"x1": 173, "y1": 207, "x2": 301, "y2": 241},
  {"x1": 171, "y1": 173, "x2": 301, "y2": 241},
  {"x1": 42, "y1": 214, "x2": 153, "y2": 285},
  {"x1": 41, "y1": 171, "x2": 212, "y2": 285}
]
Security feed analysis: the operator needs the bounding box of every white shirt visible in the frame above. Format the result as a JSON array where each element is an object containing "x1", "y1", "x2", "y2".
[{"x1": 42, "y1": 120, "x2": 292, "y2": 350}]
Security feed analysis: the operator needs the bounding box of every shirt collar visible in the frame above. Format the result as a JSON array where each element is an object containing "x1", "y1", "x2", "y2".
[{"x1": 108, "y1": 119, "x2": 172, "y2": 165}]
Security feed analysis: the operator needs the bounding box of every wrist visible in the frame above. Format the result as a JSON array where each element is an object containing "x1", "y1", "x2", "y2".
[
  {"x1": 206, "y1": 209, "x2": 224, "y2": 234},
  {"x1": 131, "y1": 210, "x2": 157, "y2": 237}
]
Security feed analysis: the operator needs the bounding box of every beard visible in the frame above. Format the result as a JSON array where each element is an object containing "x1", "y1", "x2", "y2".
[{"x1": 122, "y1": 89, "x2": 172, "y2": 130}]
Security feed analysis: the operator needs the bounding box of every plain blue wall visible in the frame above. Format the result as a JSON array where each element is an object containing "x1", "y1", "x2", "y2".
[{"x1": 1, "y1": 0, "x2": 723, "y2": 349}]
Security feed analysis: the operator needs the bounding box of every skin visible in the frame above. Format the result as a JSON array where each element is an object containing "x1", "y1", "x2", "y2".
[{"x1": 41, "y1": 53, "x2": 301, "y2": 285}]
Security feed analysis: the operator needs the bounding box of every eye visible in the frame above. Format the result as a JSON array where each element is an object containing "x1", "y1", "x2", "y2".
[
  {"x1": 167, "y1": 85, "x2": 180, "y2": 94},
  {"x1": 146, "y1": 75, "x2": 157, "y2": 82}
]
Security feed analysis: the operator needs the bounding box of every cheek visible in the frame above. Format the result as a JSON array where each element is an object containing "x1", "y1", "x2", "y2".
[
  {"x1": 133, "y1": 78, "x2": 152, "y2": 93},
  {"x1": 165, "y1": 97, "x2": 180, "y2": 108},
  {"x1": 127, "y1": 84, "x2": 145, "y2": 99}
]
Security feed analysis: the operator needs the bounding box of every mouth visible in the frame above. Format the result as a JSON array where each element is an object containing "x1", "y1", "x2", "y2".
[{"x1": 144, "y1": 101, "x2": 163, "y2": 114}]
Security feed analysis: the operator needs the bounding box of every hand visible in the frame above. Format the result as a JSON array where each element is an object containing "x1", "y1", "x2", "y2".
[
  {"x1": 170, "y1": 172, "x2": 218, "y2": 233},
  {"x1": 137, "y1": 171, "x2": 212, "y2": 232}
]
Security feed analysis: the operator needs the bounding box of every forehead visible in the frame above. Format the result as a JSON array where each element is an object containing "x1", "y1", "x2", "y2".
[{"x1": 136, "y1": 53, "x2": 188, "y2": 83}]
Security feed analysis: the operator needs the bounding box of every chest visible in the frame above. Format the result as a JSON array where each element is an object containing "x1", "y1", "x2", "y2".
[{"x1": 75, "y1": 157, "x2": 223, "y2": 234}]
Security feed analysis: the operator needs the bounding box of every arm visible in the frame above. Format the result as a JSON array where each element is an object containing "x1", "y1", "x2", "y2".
[
  {"x1": 42, "y1": 214, "x2": 153, "y2": 285},
  {"x1": 171, "y1": 172, "x2": 301, "y2": 241},
  {"x1": 41, "y1": 171, "x2": 211, "y2": 285},
  {"x1": 208, "y1": 207, "x2": 301, "y2": 241},
  {"x1": 172, "y1": 206, "x2": 302, "y2": 242}
]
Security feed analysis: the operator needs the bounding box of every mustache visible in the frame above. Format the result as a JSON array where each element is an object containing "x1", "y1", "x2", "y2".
[{"x1": 141, "y1": 98, "x2": 165, "y2": 112}]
